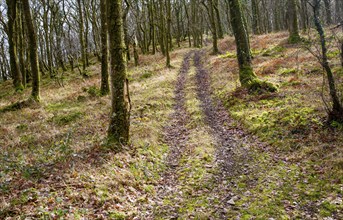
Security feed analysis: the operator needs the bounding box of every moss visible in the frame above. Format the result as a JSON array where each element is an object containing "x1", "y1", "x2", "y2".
[
  {"x1": 16, "y1": 124, "x2": 28, "y2": 131},
  {"x1": 277, "y1": 67, "x2": 297, "y2": 75},
  {"x1": 83, "y1": 85, "x2": 101, "y2": 97},
  {"x1": 248, "y1": 79, "x2": 278, "y2": 93},
  {"x1": 288, "y1": 34, "x2": 302, "y2": 44},
  {"x1": 327, "y1": 50, "x2": 340, "y2": 59},
  {"x1": 239, "y1": 66, "x2": 278, "y2": 93},
  {"x1": 0, "y1": 99, "x2": 37, "y2": 113},
  {"x1": 219, "y1": 51, "x2": 237, "y2": 59},
  {"x1": 46, "y1": 101, "x2": 81, "y2": 112},
  {"x1": 15, "y1": 84, "x2": 25, "y2": 92},
  {"x1": 108, "y1": 211, "x2": 126, "y2": 220},
  {"x1": 140, "y1": 70, "x2": 154, "y2": 80},
  {"x1": 77, "y1": 95, "x2": 87, "y2": 102},
  {"x1": 52, "y1": 111, "x2": 83, "y2": 125},
  {"x1": 261, "y1": 45, "x2": 286, "y2": 57}
]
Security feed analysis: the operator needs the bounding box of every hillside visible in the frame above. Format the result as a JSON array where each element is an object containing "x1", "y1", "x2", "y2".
[{"x1": 0, "y1": 32, "x2": 343, "y2": 219}]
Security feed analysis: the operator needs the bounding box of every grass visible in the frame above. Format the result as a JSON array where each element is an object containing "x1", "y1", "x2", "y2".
[
  {"x1": 0, "y1": 32, "x2": 342, "y2": 219},
  {"x1": 0, "y1": 48, "x2": 189, "y2": 218},
  {"x1": 209, "y1": 32, "x2": 343, "y2": 219},
  {"x1": 154, "y1": 63, "x2": 219, "y2": 219}
]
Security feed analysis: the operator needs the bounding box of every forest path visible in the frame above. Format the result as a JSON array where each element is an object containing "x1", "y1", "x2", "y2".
[{"x1": 138, "y1": 50, "x2": 256, "y2": 219}]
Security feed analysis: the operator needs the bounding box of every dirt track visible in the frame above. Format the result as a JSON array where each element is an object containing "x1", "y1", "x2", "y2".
[{"x1": 138, "y1": 50, "x2": 257, "y2": 219}]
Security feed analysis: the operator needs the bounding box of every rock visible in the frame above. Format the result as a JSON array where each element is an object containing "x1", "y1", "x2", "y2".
[{"x1": 227, "y1": 198, "x2": 236, "y2": 205}]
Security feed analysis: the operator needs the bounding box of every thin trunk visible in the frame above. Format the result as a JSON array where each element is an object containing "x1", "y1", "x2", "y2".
[
  {"x1": 313, "y1": 1, "x2": 342, "y2": 120},
  {"x1": 100, "y1": 0, "x2": 109, "y2": 95},
  {"x1": 77, "y1": 0, "x2": 87, "y2": 71},
  {"x1": 166, "y1": 0, "x2": 171, "y2": 67},
  {"x1": 213, "y1": 0, "x2": 224, "y2": 38},
  {"x1": 251, "y1": 0, "x2": 261, "y2": 34},
  {"x1": 323, "y1": 0, "x2": 332, "y2": 25}
]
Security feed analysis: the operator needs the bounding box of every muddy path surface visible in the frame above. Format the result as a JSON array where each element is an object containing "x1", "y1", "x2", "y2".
[
  {"x1": 138, "y1": 51, "x2": 194, "y2": 219},
  {"x1": 138, "y1": 50, "x2": 258, "y2": 219},
  {"x1": 193, "y1": 50, "x2": 258, "y2": 218}
]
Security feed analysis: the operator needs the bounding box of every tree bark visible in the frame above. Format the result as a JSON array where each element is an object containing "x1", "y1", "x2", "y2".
[
  {"x1": 22, "y1": 0, "x2": 40, "y2": 101},
  {"x1": 77, "y1": 0, "x2": 87, "y2": 72},
  {"x1": 100, "y1": 0, "x2": 109, "y2": 95},
  {"x1": 213, "y1": 0, "x2": 223, "y2": 38},
  {"x1": 166, "y1": 0, "x2": 171, "y2": 67},
  {"x1": 251, "y1": 0, "x2": 261, "y2": 34},
  {"x1": 6, "y1": 0, "x2": 24, "y2": 91},
  {"x1": 228, "y1": 0, "x2": 276, "y2": 92},
  {"x1": 313, "y1": 0, "x2": 342, "y2": 121},
  {"x1": 287, "y1": 0, "x2": 301, "y2": 43},
  {"x1": 204, "y1": 0, "x2": 219, "y2": 54},
  {"x1": 107, "y1": 0, "x2": 130, "y2": 144},
  {"x1": 323, "y1": 0, "x2": 332, "y2": 25}
]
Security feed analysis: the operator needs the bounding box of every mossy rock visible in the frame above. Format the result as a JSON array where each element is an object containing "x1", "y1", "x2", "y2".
[
  {"x1": 82, "y1": 85, "x2": 101, "y2": 97},
  {"x1": 52, "y1": 111, "x2": 83, "y2": 125},
  {"x1": 0, "y1": 99, "x2": 39, "y2": 113},
  {"x1": 247, "y1": 79, "x2": 278, "y2": 93},
  {"x1": 240, "y1": 66, "x2": 278, "y2": 93}
]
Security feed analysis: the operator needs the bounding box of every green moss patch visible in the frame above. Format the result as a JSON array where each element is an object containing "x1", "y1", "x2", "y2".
[{"x1": 51, "y1": 111, "x2": 83, "y2": 125}]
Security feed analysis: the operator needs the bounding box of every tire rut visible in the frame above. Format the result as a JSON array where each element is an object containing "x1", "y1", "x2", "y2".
[
  {"x1": 138, "y1": 51, "x2": 193, "y2": 219},
  {"x1": 194, "y1": 50, "x2": 254, "y2": 217}
]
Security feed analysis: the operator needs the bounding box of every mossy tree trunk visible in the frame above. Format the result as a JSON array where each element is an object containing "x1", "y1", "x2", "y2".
[
  {"x1": 166, "y1": 0, "x2": 171, "y2": 67},
  {"x1": 18, "y1": 8, "x2": 26, "y2": 88},
  {"x1": 183, "y1": 0, "x2": 192, "y2": 47},
  {"x1": 228, "y1": 0, "x2": 253, "y2": 85},
  {"x1": 228, "y1": 0, "x2": 276, "y2": 92},
  {"x1": 100, "y1": 0, "x2": 109, "y2": 95},
  {"x1": 251, "y1": 0, "x2": 261, "y2": 35},
  {"x1": 107, "y1": 0, "x2": 130, "y2": 144},
  {"x1": 22, "y1": 0, "x2": 40, "y2": 102},
  {"x1": 158, "y1": 0, "x2": 166, "y2": 55},
  {"x1": 287, "y1": 0, "x2": 301, "y2": 43},
  {"x1": 203, "y1": 0, "x2": 219, "y2": 54},
  {"x1": 312, "y1": 0, "x2": 343, "y2": 121},
  {"x1": 77, "y1": 0, "x2": 87, "y2": 72},
  {"x1": 213, "y1": 0, "x2": 223, "y2": 38},
  {"x1": 6, "y1": 0, "x2": 24, "y2": 91}
]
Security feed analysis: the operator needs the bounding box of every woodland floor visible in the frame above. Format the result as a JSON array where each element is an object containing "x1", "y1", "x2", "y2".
[{"x1": 0, "y1": 32, "x2": 343, "y2": 219}]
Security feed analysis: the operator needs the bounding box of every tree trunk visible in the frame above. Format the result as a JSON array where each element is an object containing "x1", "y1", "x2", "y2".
[
  {"x1": 22, "y1": 0, "x2": 40, "y2": 102},
  {"x1": 107, "y1": 0, "x2": 131, "y2": 144},
  {"x1": 166, "y1": 0, "x2": 171, "y2": 67},
  {"x1": 313, "y1": 1, "x2": 342, "y2": 121},
  {"x1": 323, "y1": 0, "x2": 332, "y2": 25},
  {"x1": 6, "y1": 0, "x2": 24, "y2": 91},
  {"x1": 335, "y1": 0, "x2": 342, "y2": 23},
  {"x1": 77, "y1": 0, "x2": 87, "y2": 72},
  {"x1": 228, "y1": 0, "x2": 276, "y2": 92},
  {"x1": 251, "y1": 0, "x2": 261, "y2": 34},
  {"x1": 213, "y1": 0, "x2": 224, "y2": 38},
  {"x1": 287, "y1": 0, "x2": 301, "y2": 43},
  {"x1": 100, "y1": 0, "x2": 109, "y2": 95},
  {"x1": 133, "y1": 41, "x2": 139, "y2": 66},
  {"x1": 204, "y1": 0, "x2": 219, "y2": 54}
]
